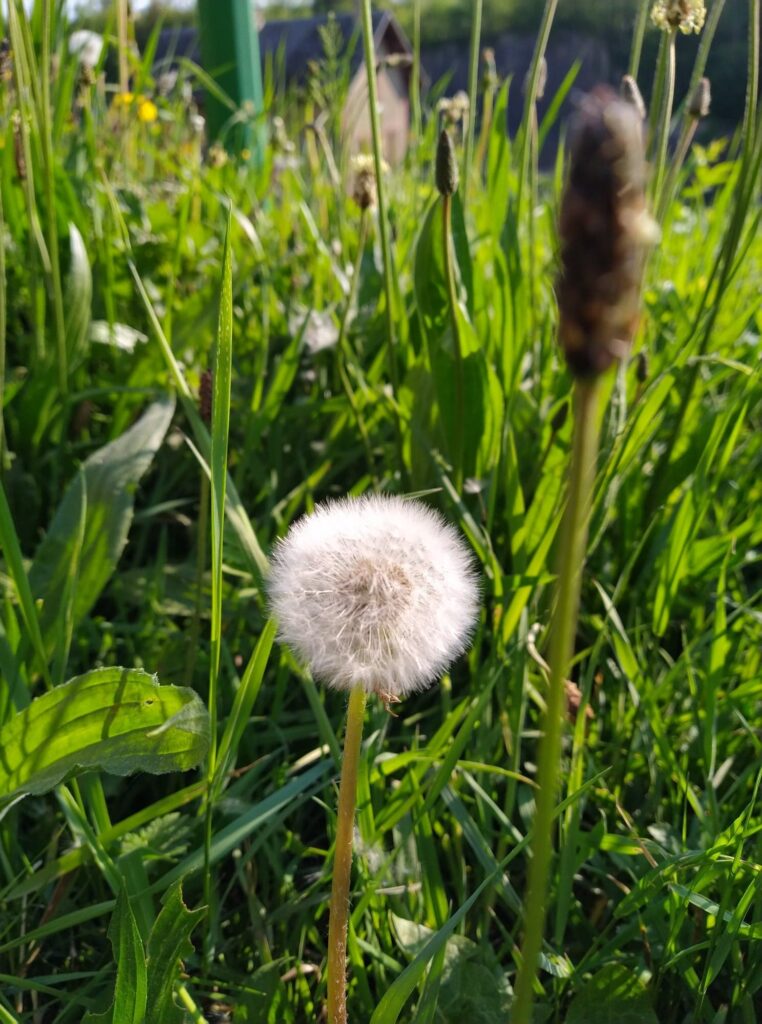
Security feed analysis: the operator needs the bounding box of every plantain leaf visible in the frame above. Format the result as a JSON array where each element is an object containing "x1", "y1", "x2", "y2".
[
  {"x1": 29, "y1": 397, "x2": 175, "y2": 655},
  {"x1": 0, "y1": 668, "x2": 209, "y2": 805},
  {"x1": 82, "y1": 886, "x2": 147, "y2": 1024},
  {"x1": 145, "y1": 879, "x2": 206, "y2": 1024}
]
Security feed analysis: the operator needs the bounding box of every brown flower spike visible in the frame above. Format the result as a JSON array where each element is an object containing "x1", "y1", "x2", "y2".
[{"x1": 556, "y1": 87, "x2": 655, "y2": 378}]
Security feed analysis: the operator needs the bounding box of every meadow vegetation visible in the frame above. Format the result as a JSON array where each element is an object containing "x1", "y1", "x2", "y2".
[{"x1": 0, "y1": 0, "x2": 760, "y2": 1022}]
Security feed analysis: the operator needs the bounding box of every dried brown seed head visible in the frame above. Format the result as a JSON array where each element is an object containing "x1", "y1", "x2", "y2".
[{"x1": 556, "y1": 87, "x2": 656, "y2": 378}]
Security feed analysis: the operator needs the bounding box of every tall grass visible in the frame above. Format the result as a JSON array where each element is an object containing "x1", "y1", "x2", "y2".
[{"x1": 0, "y1": 0, "x2": 760, "y2": 1021}]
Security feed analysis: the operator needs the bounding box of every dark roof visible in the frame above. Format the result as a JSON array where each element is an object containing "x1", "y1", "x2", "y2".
[{"x1": 154, "y1": 11, "x2": 411, "y2": 84}]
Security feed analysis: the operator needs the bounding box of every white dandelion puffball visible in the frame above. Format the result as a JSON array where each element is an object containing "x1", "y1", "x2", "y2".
[{"x1": 268, "y1": 495, "x2": 480, "y2": 698}]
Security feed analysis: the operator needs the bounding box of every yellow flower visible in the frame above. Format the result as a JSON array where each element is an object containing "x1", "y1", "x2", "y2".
[
  {"x1": 137, "y1": 98, "x2": 158, "y2": 123},
  {"x1": 113, "y1": 91, "x2": 134, "y2": 108}
]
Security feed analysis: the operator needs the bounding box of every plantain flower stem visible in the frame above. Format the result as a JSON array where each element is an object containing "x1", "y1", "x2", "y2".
[
  {"x1": 512, "y1": 377, "x2": 602, "y2": 1024},
  {"x1": 442, "y1": 193, "x2": 465, "y2": 492}
]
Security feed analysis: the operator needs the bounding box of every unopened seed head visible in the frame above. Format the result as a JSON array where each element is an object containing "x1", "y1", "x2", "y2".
[
  {"x1": 523, "y1": 57, "x2": 547, "y2": 101},
  {"x1": 350, "y1": 153, "x2": 387, "y2": 210},
  {"x1": 556, "y1": 87, "x2": 655, "y2": 378},
  {"x1": 688, "y1": 77, "x2": 711, "y2": 119},
  {"x1": 268, "y1": 495, "x2": 479, "y2": 698},
  {"x1": 620, "y1": 75, "x2": 647, "y2": 120},
  {"x1": 436, "y1": 129, "x2": 458, "y2": 196}
]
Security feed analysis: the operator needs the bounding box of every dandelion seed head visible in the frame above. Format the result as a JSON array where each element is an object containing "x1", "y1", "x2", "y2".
[{"x1": 268, "y1": 495, "x2": 479, "y2": 698}]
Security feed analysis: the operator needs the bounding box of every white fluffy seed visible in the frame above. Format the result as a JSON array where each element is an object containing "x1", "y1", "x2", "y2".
[{"x1": 268, "y1": 495, "x2": 480, "y2": 698}]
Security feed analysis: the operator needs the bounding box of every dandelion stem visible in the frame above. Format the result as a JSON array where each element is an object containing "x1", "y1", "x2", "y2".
[
  {"x1": 442, "y1": 193, "x2": 465, "y2": 492},
  {"x1": 327, "y1": 685, "x2": 367, "y2": 1024},
  {"x1": 512, "y1": 378, "x2": 601, "y2": 1024}
]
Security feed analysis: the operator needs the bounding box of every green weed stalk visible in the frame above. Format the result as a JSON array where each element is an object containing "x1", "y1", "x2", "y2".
[
  {"x1": 358, "y1": 0, "x2": 397, "y2": 399},
  {"x1": 511, "y1": 379, "x2": 601, "y2": 1024},
  {"x1": 462, "y1": 0, "x2": 482, "y2": 199},
  {"x1": 513, "y1": 88, "x2": 651, "y2": 1022}
]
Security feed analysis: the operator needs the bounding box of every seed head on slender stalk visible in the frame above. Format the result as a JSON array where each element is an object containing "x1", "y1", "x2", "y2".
[
  {"x1": 512, "y1": 87, "x2": 653, "y2": 1024},
  {"x1": 269, "y1": 495, "x2": 479, "y2": 700},
  {"x1": 556, "y1": 87, "x2": 656, "y2": 378},
  {"x1": 269, "y1": 494, "x2": 478, "y2": 1024}
]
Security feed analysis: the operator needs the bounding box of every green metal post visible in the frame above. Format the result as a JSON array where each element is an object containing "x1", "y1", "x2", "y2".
[{"x1": 197, "y1": 0, "x2": 265, "y2": 160}]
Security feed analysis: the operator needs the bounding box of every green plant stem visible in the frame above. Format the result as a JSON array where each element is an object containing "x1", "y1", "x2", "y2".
[
  {"x1": 628, "y1": 0, "x2": 651, "y2": 80},
  {"x1": 656, "y1": 117, "x2": 698, "y2": 223},
  {"x1": 652, "y1": 31, "x2": 677, "y2": 205},
  {"x1": 442, "y1": 193, "x2": 465, "y2": 492},
  {"x1": 0, "y1": 186, "x2": 6, "y2": 475},
  {"x1": 462, "y1": 0, "x2": 482, "y2": 199},
  {"x1": 336, "y1": 210, "x2": 376, "y2": 479},
  {"x1": 516, "y1": 0, "x2": 559, "y2": 222},
  {"x1": 358, "y1": 0, "x2": 398, "y2": 399},
  {"x1": 512, "y1": 378, "x2": 602, "y2": 1024},
  {"x1": 745, "y1": 0, "x2": 760, "y2": 146},
  {"x1": 411, "y1": 0, "x2": 422, "y2": 144},
  {"x1": 327, "y1": 684, "x2": 367, "y2": 1024},
  {"x1": 41, "y1": 0, "x2": 67, "y2": 397}
]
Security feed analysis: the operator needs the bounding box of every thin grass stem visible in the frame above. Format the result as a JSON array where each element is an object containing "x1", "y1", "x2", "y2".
[
  {"x1": 516, "y1": 0, "x2": 559, "y2": 223},
  {"x1": 411, "y1": 0, "x2": 422, "y2": 144},
  {"x1": 512, "y1": 378, "x2": 602, "y2": 1024},
  {"x1": 327, "y1": 684, "x2": 367, "y2": 1024},
  {"x1": 441, "y1": 193, "x2": 465, "y2": 492},
  {"x1": 336, "y1": 209, "x2": 376, "y2": 480},
  {"x1": 358, "y1": 0, "x2": 398, "y2": 399},
  {"x1": 41, "y1": 0, "x2": 68, "y2": 396},
  {"x1": 462, "y1": 0, "x2": 483, "y2": 199},
  {"x1": 651, "y1": 31, "x2": 677, "y2": 206},
  {"x1": 628, "y1": 0, "x2": 652, "y2": 80}
]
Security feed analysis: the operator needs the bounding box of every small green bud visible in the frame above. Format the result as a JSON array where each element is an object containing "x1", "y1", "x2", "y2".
[
  {"x1": 436, "y1": 128, "x2": 458, "y2": 197},
  {"x1": 550, "y1": 401, "x2": 569, "y2": 433},
  {"x1": 636, "y1": 350, "x2": 649, "y2": 383}
]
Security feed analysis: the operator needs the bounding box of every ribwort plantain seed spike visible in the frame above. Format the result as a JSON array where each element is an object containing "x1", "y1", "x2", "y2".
[
  {"x1": 556, "y1": 87, "x2": 656, "y2": 379},
  {"x1": 436, "y1": 128, "x2": 458, "y2": 197}
]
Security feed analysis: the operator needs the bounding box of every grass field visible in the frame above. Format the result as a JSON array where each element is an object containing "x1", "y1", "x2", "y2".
[{"x1": 0, "y1": 0, "x2": 761, "y2": 1021}]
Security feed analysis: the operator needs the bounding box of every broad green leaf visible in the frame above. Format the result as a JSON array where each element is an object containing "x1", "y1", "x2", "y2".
[
  {"x1": 29, "y1": 397, "x2": 175, "y2": 655},
  {"x1": 145, "y1": 880, "x2": 206, "y2": 1024},
  {"x1": 565, "y1": 964, "x2": 658, "y2": 1024},
  {"x1": 82, "y1": 886, "x2": 147, "y2": 1024},
  {"x1": 0, "y1": 668, "x2": 209, "y2": 804}
]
